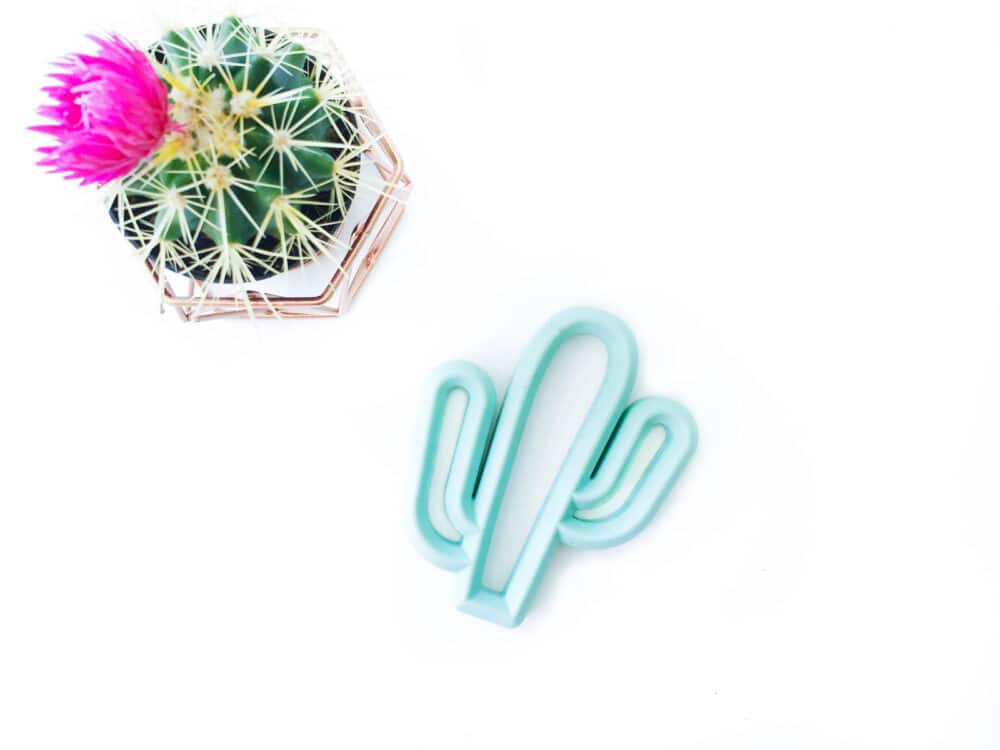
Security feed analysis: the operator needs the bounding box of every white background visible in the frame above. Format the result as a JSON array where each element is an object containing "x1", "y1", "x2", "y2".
[{"x1": 2, "y1": 0, "x2": 999, "y2": 747}]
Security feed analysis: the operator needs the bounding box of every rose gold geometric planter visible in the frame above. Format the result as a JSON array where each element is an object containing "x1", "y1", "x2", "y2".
[{"x1": 143, "y1": 29, "x2": 411, "y2": 322}]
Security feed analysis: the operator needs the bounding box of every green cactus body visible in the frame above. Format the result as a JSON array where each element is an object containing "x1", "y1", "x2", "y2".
[{"x1": 109, "y1": 17, "x2": 362, "y2": 284}]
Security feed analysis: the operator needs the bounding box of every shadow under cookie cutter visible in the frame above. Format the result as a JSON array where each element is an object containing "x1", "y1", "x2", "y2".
[{"x1": 411, "y1": 307, "x2": 697, "y2": 627}]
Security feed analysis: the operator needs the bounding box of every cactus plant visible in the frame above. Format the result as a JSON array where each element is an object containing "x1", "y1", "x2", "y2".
[
  {"x1": 109, "y1": 16, "x2": 364, "y2": 286},
  {"x1": 34, "y1": 15, "x2": 373, "y2": 299},
  {"x1": 411, "y1": 308, "x2": 698, "y2": 627}
]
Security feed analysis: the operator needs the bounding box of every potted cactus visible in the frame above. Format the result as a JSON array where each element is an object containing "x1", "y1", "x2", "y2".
[{"x1": 33, "y1": 16, "x2": 409, "y2": 319}]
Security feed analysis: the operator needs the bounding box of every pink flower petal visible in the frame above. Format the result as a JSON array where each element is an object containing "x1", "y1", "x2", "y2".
[{"x1": 31, "y1": 33, "x2": 175, "y2": 186}]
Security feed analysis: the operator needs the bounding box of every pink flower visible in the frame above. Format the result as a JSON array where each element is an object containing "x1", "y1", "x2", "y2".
[{"x1": 32, "y1": 34, "x2": 174, "y2": 186}]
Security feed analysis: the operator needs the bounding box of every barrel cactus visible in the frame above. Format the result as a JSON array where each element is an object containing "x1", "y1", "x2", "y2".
[
  {"x1": 34, "y1": 15, "x2": 408, "y2": 318},
  {"x1": 106, "y1": 16, "x2": 362, "y2": 284}
]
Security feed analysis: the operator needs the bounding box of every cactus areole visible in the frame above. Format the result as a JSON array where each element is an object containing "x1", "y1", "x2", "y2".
[{"x1": 104, "y1": 17, "x2": 362, "y2": 283}]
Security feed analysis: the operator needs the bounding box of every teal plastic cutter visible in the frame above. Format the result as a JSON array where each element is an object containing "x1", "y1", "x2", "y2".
[{"x1": 411, "y1": 307, "x2": 697, "y2": 627}]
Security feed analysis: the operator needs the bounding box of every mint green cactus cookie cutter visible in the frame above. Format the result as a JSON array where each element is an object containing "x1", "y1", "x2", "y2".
[{"x1": 411, "y1": 307, "x2": 697, "y2": 627}]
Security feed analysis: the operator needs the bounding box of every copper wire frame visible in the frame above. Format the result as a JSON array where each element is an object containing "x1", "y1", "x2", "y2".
[{"x1": 142, "y1": 29, "x2": 411, "y2": 322}]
